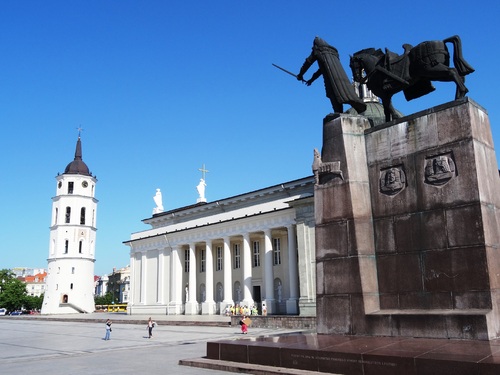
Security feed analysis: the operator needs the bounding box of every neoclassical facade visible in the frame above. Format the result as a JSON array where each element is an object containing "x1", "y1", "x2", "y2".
[{"x1": 124, "y1": 176, "x2": 316, "y2": 316}]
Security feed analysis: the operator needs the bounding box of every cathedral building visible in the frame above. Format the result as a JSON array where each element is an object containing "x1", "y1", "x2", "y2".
[
  {"x1": 124, "y1": 176, "x2": 316, "y2": 316},
  {"x1": 41, "y1": 136, "x2": 98, "y2": 314}
]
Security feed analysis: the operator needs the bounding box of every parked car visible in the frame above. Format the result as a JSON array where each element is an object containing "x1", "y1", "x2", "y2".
[
  {"x1": 9, "y1": 310, "x2": 22, "y2": 316},
  {"x1": 0, "y1": 308, "x2": 7, "y2": 316}
]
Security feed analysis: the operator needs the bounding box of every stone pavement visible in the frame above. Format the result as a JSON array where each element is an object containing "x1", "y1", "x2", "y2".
[{"x1": 0, "y1": 314, "x2": 307, "y2": 375}]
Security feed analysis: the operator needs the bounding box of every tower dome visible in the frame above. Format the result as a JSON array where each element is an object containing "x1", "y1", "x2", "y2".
[{"x1": 64, "y1": 136, "x2": 91, "y2": 176}]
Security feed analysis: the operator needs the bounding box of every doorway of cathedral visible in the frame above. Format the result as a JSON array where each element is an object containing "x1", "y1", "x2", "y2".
[{"x1": 253, "y1": 286, "x2": 261, "y2": 313}]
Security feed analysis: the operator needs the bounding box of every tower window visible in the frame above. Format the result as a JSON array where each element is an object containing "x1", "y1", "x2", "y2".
[
  {"x1": 68, "y1": 181, "x2": 74, "y2": 194},
  {"x1": 64, "y1": 240, "x2": 69, "y2": 254},
  {"x1": 79, "y1": 241, "x2": 83, "y2": 254},
  {"x1": 70, "y1": 283, "x2": 73, "y2": 290},
  {"x1": 65, "y1": 207, "x2": 71, "y2": 223},
  {"x1": 80, "y1": 207, "x2": 86, "y2": 225}
]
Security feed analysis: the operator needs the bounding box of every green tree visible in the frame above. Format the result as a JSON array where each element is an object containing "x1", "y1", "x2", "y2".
[
  {"x1": 95, "y1": 292, "x2": 113, "y2": 305},
  {"x1": 24, "y1": 294, "x2": 44, "y2": 311},
  {"x1": 0, "y1": 269, "x2": 28, "y2": 311}
]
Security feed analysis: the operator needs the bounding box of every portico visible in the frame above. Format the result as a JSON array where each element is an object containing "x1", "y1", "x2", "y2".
[{"x1": 124, "y1": 176, "x2": 315, "y2": 316}]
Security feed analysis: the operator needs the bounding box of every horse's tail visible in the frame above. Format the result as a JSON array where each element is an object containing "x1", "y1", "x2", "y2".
[{"x1": 443, "y1": 35, "x2": 475, "y2": 76}]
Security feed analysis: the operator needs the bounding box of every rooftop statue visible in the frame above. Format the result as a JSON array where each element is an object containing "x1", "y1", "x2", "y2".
[
  {"x1": 349, "y1": 35, "x2": 475, "y2": 122},
  {"x1": 152, "y1": 188, "x2": 164, "y2": 214},
  {"x1": 296, "y1": 37, "x2": 367, "y2": 114}
]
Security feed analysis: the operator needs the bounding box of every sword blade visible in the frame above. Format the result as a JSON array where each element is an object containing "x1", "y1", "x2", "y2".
[{"x1": 272, "y1": 63, "x2": 304, "y2": 81}]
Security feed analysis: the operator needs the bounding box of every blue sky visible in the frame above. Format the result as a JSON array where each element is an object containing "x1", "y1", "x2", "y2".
[{"x1": 0, "y1": 1, "x2": 498, "y2": 276}]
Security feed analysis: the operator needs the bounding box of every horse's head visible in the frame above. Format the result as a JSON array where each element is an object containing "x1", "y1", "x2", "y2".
[{"x1": 350, "y1": 48, "x2": 383, "y2": 83}]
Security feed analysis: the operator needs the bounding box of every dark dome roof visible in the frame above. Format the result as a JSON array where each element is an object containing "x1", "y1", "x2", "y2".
[
  {"x1": 346, "y1": 100, "x2": 404, "y2": 127},
  {"x1": 64, "y1": 137, "x2": 91, "y2": 176}
]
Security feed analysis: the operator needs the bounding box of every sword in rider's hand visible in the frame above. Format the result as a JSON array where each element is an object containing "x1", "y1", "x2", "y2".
[{"x1": 272, "y1": 63, "x2": 306, "y2": 83}]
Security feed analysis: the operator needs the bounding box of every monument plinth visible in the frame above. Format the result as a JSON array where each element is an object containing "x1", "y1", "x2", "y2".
[{"x1": 316, "y1": 98, "x2": 500, "y2": 340}]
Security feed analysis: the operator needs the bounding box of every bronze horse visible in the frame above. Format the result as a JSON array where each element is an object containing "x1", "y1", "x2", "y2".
[{"x1": 349, "y1": 35, "x2": 474, "y2": 122}]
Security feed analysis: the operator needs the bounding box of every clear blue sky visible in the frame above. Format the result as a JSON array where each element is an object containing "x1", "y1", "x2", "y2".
[{"x1": 0, "y1": 1, "x2": 498, "y2": 276}]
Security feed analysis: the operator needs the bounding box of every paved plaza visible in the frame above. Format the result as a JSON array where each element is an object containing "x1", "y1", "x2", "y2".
[{"x1": 0, "y1": 314, "x2": 301, "y2": 374}]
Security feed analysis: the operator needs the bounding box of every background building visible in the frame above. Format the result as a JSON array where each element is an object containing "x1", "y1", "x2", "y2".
[{"x1": 24, "y1": 271, "x2": 47, "y2": 297}]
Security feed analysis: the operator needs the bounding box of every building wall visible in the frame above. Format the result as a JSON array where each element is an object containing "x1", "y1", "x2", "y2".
[{"x1": 125, "y1": 177, "x2": 316, "y2": 316}]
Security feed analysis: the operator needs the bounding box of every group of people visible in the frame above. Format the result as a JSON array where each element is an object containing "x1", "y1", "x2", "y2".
[
  {"x1": 225, "y1": 304, "x2": 259, "y2": 316},
  {"x1": 103, "y1": 317, "x2": 156, "y2": 340}
]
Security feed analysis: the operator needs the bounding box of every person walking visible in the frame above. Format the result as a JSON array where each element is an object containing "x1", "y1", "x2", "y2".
[
  {"x1": 103, "y1": 319, "x2": 112, "y2": 340},
  {"x1": 147, "y1": 317, "x2": 156, "y2": 338},
  {"x1": 239, "y1": 316, "x2": 248, "y2": 334}
]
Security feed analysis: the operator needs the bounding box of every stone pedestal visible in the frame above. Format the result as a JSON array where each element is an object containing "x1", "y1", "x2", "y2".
[
  {"x1": 184, "y1": 301, "x2": 198, "y2": 315},
  {"x1": 201, "y1": 301, "x2": 216, "y2": 315},
  {"x1": 286, "y1": 298, "x2": 299, "y2": 314},
  {"x1": 316, "y1": 98, "x2": 500, "y2": 340}
]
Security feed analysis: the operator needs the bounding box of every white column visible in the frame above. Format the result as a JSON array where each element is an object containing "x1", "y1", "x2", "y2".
[
  {"x1": 169, "y1": 245, "x2": 183, "y2": 314},
  {"x1": 222, "y1": 237, "x2": 233, "y2": 312},
  {"x1": 157, "y1": 248, "x2": 164, "y2": 304},
  {"x1": 128, "y1": 252, "x2": 135, "y2": 307},
  {"x1": 242, "y1": 233, "x2": 254, "y2": 307},
  {"x1": 185, "y1": 243, "x2": 198, "y2": 314},
  {"x1": 202, "y1": 241, "x2": 216, "y2": 314},
  {"x1": 263, "y1": 229, "x2": 275, "y2": 314},
  {"x1": 286, "y1": 224, "x2": 299, "y2": 314},
  {"x1": 140, "y1": 251, "x2": 147, "y2": 304}
]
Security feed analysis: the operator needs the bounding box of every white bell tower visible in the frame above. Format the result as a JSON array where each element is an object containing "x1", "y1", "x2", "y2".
[{"x1": 41, "y1": 135, "x2": 98, "y2": 314}]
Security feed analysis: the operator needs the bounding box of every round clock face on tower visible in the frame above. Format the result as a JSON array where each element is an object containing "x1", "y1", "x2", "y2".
[{"x1": 82, "y1": 181, "x2": 88, "y2": 188}]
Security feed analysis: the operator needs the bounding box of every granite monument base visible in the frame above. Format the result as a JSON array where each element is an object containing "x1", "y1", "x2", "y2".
[{"x1": 203, "y1": 332, "x2": 500, "y2": 374}]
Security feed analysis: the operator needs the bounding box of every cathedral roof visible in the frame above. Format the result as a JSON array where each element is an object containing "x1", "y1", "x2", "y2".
[{"x1": 64, "y1": 136, "x2": 92, "y2": 176}]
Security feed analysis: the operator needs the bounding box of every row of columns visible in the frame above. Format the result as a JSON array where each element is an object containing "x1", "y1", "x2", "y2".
[{"x1": 160, "y1": 224, "x2": 299, "y2": 315}]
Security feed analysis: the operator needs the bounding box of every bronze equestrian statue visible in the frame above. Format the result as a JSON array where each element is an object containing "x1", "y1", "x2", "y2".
[
  {"x1": 297, "y1": 37, "x2": 367, "y2": 114},
  {"x1": 349, "y1": 35, "x2": 475, "y2": 122}
]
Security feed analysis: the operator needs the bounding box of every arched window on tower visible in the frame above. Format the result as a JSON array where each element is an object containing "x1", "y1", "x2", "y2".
[
  {"x1": 79, "y1": 240, "x2": 83, "y2": 254},
  {"x1": 65, "y1": 207, "x2": 71, "y2": 223},
  {"x1": 80, "y1": 207, "x2": 86, "y2": 225},
  {"x1": 64, "y1": 240, "x2": 69, "y2": 254},
  {"x1": 68, "y1": 181, "x2": 74, "y2": 194},
  {"x1": 54, "y1": 208, "x2": 58, "y2": 225}
]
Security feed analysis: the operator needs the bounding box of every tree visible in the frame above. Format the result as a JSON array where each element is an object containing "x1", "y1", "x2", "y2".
[
  {"x1": 24, "y1": 294, "x2": 44, "y2": 311},
  {"x1": 95, "y1": 292, "x2": 113, "y2": 305},
  {"x1": 0, "y1": 269, "x2": 28, "y2": 311}
]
